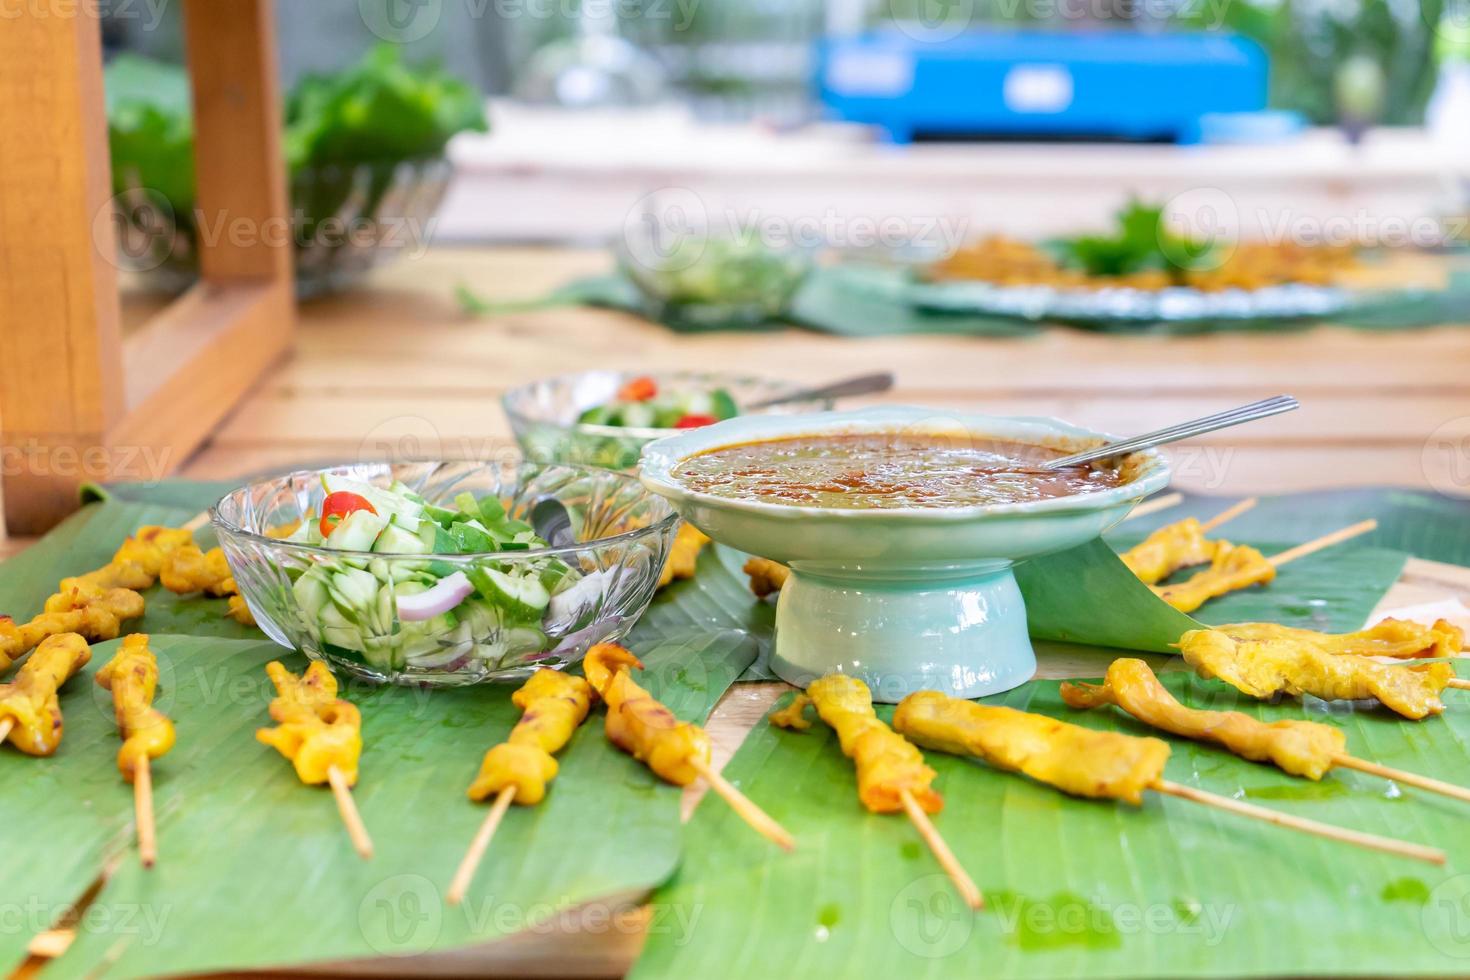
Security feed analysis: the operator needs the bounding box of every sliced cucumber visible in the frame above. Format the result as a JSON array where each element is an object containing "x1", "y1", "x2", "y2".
[
  {"x1": 466, "y1": 567, "x2": 550, "y2": 621},
  {"x1": 372, "y1": 522, "x2": 430, "y2": 555},
  {"x1": 327, "y1": 565, "x2": 380, "y2": 616},
  {"x1": 293, "y1": 568, "x2": 332, "y2": 620},
  {"x1": 448, "y1": 521, "x2": 496, "y2": 553},
  {"x1": 476, "y1": 495, "x2": 507, "y2": 521},
  {"x1": 501, "y1": 626, "x2": 549, "y2": 657},
  {"x1": 422, "y1": 502, "x2": 458, "y2": 527},
  {"x1": 324, "y1": 509, "x2": 388, "y2": 551},
  {"x1": 537, "y1": 558, "x2": 581, "y2": 594}
]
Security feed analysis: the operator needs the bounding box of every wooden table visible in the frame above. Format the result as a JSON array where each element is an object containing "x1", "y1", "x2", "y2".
[
  {"x1": 175, "y1": 246, "x2": 1470, "y2": 498},
  {"x1": 13, "y1": 245, "x2": 1470, "y2": 975}
]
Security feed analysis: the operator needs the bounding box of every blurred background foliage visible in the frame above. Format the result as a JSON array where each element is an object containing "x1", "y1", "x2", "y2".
[{"x1": 98, "y1": 0, "x2": 1461, "y2": 126}]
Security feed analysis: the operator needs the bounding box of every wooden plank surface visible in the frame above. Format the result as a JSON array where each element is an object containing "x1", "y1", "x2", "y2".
[{"x1": 176, "y1": 246, "x2": 1470, "y2": 497}]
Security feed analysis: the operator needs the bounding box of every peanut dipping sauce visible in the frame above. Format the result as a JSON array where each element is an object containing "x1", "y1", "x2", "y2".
[{"x1": 670, "y1": 431, "x2": 1128, "y2": 509}]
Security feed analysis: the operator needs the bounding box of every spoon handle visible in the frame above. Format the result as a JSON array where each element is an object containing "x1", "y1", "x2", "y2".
[
  {"x1": 745, "y1": 372, "x2": 895, "y2": 410},
  {"x1": 1045, "y1": 395, "x2": 1299, "y2": 469}
]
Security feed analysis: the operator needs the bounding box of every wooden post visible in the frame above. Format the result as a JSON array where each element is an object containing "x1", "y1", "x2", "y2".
[
  {"x1": 0, "y1": 9, "x2": 125, "y2": 530},
  {"x1": 0, "y1": 0, "x2": 295, "y2": 535}
]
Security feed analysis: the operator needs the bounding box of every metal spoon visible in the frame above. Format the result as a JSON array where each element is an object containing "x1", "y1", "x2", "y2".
[
  {"x1": 529, "y1": 496, "x2": 576, "y2": 548},
  {"x1": 744, "y1": 372, "x2": 895, "y2": 410},
  {"x1": 1043, "y1": 395, "x2": 1299, "y2": 470}
]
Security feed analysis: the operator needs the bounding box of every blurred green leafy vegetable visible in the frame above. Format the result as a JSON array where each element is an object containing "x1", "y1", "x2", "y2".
[
  {"x1": 106, "y1": 43, "x2": 487, "y2": 211},
  {"x1": 1048, "y1": 200, "x2": 1213, "y2": 281}
]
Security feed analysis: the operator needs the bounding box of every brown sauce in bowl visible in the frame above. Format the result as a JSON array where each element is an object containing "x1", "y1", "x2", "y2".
[{"x1": 671, "y1": 431, "x2": 1127, "y2": 509}]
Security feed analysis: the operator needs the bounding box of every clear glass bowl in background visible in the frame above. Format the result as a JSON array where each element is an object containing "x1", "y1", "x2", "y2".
[
  {"x1": 212, "y1": 461, "x2": 679, "y2": 686},
  {"x1": 112, "y1": 157, "x2": 452, "y2": 299},
  {"x1": 616, "y1": 231, "x2": 814, "y2": 328},
  {"x1": 502, "y1": 370, "x2": 833, "y2": 471}
]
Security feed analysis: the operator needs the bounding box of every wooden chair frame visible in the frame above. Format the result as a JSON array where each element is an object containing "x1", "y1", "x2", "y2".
[{"x1": 0, "y1": 0, "x2": 294, "y2": 534}]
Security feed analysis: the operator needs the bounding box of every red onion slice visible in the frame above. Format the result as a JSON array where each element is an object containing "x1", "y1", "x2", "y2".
[{"x1": 397, "y1": 571, "x2": 474, "y2": 621}]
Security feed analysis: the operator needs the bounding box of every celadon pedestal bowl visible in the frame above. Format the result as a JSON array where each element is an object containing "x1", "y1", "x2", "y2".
[{"x1": 639, "y1": 406, "x2": 1171, "y2": 702}]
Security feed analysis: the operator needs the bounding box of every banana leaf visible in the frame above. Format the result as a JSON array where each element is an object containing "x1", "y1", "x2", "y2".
[
  {"x1": 634, "y1": 670, "x2": 1470, "y2": 978},
  {"x1": 1016, "y1": 538, "x2": 1407, "y2": 654},
  {"x1": 21, "y1": 628, "x2": 755, "y2": 979},
  {"x1": 0, "y1": 500, "x2": 258, "y2": 638},
  {"x1": 1120, "y1": 489, "x2": 1470, "y2": 569},
  {"x1": 641, "y1": 545, "x2": 777, "y2": 679}
]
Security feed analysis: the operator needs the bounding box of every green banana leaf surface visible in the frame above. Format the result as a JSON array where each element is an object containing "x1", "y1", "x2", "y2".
[
  {"x1": 635, "y1": 672, "x2": 1470, "y2": 978},
  {"x1": 15, "y1": 629, "x2": 756, "y2": 979},
  {"x1": 0, "y1": 482, "x2": 1451, "y2": 976},
  {"x1": 1017, "y1": 538, "x2": 1409, "y2": 654}
]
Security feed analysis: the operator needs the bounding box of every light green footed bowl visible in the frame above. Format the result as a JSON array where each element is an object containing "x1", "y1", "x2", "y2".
[{"x1": 639, "y1": 406, "x2": 1171, "y2": 702}]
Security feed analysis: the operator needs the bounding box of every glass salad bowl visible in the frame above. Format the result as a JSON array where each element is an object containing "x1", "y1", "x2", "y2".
[
  {"x1": 211, "y1": 461, "x2": 679, "y2": 686},
  {"x1": 503, "y1": 370, "x2": 833, "y2": 472},
  {"x1": 616, "y1": 233, "x2": 813, "y2": 328}
]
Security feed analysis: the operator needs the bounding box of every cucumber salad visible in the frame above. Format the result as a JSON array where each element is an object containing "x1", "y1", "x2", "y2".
[
  {"x1": 282, "y1": 475, "x2": 602, "y2": 674},
  {"x1": 576, "y1": 375, "x2": 739, "y2": 430}
]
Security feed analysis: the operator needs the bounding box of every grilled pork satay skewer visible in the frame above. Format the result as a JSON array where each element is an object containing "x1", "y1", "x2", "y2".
[
  {"x1": 1062, "y1": 658, "x2": 1470, "y2": 805},
  {"x1": 1213, "y1": 618, "x2": 1464, "y2": 661},
  {"x1": 447, "y1": 668, "x2": 594, "y2": 905},
  {"x1": 96, "y1": 635, "x2": 176, "y2": 867},
  {"x1": 0, "y1": 633, "x2": 92, "y2": 754},
  {"x1": 159, "y1": 543, "x2": 255, "y2": 625},
  {"x1": 1, "y1": 585, "x2": 145, "y2": 676},
  {"x1": 1153, "y1": 519, "x2": 1377, "y2": 613},
  {"x1": 59, "y1": 525, "x2": 196, "y2": 596},
  {"x1": 583, "y1": 644, "x2": 795, "y2": 852},
  {"x1": 1120, "y1": 498, "x2": 1258, "y2": 584},
  {"x1": 1, "y1": 524, "x2": 210, "y2": 678},
  {"x1": 894, "y1": 690, "x2": 1444, "y2": 865},
  {"x1": 256, "y1": 661, "x2": 373, "y2": 859},
  {"x1": 773, "y1": 676, "x2": 982, "y2": 909},
  {"x1": 1177, "y1": 626, "x2": 1456, "y2": 720}
]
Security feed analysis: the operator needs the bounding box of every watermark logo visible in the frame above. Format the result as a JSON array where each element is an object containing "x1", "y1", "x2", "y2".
[
  {"x1": 884, "y1": 0, "x2": 977, "y2": 43},
  {"x1": 354, "y1": 415, "x2": 525, "y2": 470},
  {"x1": 0, "y1": 898, "x2": 171, "y2": 947},
  {"x1": 1167, "y1": 445, "x2": 1236, "y2": 492},
  {"x1": 1430, "y1": 0, "x2": 1470, "y2": 38},
  {"x1": 622, "y1": 187, "x2": 710, "y2": 274},
  {"x1": 890, "y1": 874, "x2": 975, "y2": 958},
  {"x1": 1423, "y1": 417, "x2": 1470, "y2": 497},
  {"x1": 0, "y1": 0, "x2": 169, "y2": 30},
  {"x1": 1425, "y1": 874, "x2": 1470, "y2": 958},
  {"x1": 1160, "y1": 187, "x2": 1239, "y2": 272},
  {"x1": 98, "y1": 188, "x2": 178, "y2": 273},
  {"x1": 359, "y1": 874, "x2": 443, "y2": 955},
  {"x1": 360, "y1": 0, "x2": 442, "y2": 42}
]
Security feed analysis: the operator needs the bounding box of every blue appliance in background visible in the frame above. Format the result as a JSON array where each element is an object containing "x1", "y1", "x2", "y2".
[{"x1": 818, "y1": 29, "x2": 1271, "y2": 144}]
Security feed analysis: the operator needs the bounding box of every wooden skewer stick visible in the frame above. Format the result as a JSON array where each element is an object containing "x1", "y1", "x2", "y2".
[
  {"x1": 1125, "y1": 492, "x2": 1184, "y2": 522},
  {"x1": 1269, "y1": 520, "x2": 1378, "y2": 569},
  {"x1": 1154, "y1": 779, "x2": 1444, "y2": 865},
  {"x1": 1333, "y1": 754, "x2": 1470, "y2": 806},
  {"x1": 688, "y1": 756, "x2": 796, "y2": 852},
  {"x1": 446, "y1": 786, "x2": 517, "y2": 906},
  {"x1": 327, "y1": 765, "x2": 375, "y2": 860},
  {"x1": 134, "y1": 756, "x2": 157, "y2": 869},
  {"x1": 1447, "y1": 678, "x2": 1470, "y2": 691},
  {"x1": 1199, "y1": 497, "x2": 1258, "y2": 533},
  {"x1": 0, "y1": 718, "x2": 13, "y2": 745},
  {"x1": 182, "y1": 510, "x2": 210, "y2": 533},
  {"x1": 899, "y1": 788, "x2": 984, "y2": 910}
]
